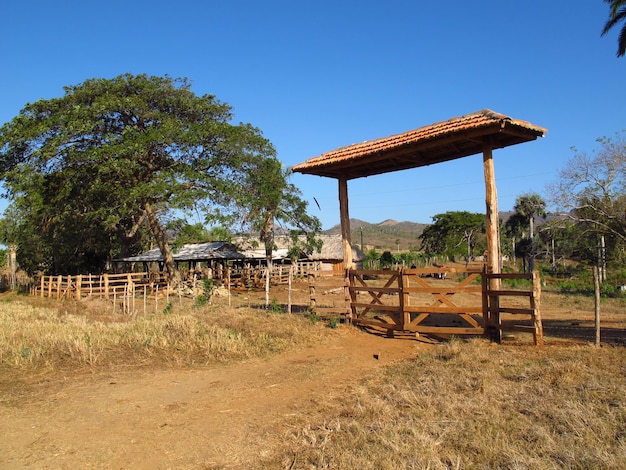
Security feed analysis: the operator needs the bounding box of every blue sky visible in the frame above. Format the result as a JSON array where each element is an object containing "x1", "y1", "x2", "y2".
[{"x1": 2, "y1": 1, "x2": 625, "y2": 229}]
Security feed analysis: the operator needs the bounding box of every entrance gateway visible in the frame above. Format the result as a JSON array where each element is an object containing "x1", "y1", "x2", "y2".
[{"x1": 292, "y1": 110, "x2": 547, "y2": 344}]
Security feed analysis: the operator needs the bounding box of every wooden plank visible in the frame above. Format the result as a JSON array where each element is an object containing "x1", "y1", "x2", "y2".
[
  {"x1": 488, "y1": 290, "x2": 532, "y2": 297},
  {"x1": 499, "y1": 307, "x2": 535, "y2": 315},
  {"x1": 405, "y1": 267, "x2": 483, "y2": 275},
  {"x1": 353, "y1": 318, "x2": 402, "y2": 330},
  {"x1": 409, "y1": 326, "x2": 485, "y2": 335},
  {"x1": 487, "y1": 273, "x2": 533, "y2": 280},
  {"x1": 408, "y1": 313, "x2": 429, "y2": 326},
  {"x1": 349, "y1": 286, "x2": 401, "y2": 294},
  {"x1": 351, "y1": 302, "x2": 401, "y2": 312},
  {"x1": 405, "y1": 306, "x2": 483, "y2": 314},
  {"x1": 404, "y1": 286, "x2": 482, "y2": 294}
]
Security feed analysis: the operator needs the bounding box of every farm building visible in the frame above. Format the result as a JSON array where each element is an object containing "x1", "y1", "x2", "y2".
[
  {"x1": 113, "y1": 241, "x2": 246, "y2": 278},
  {"x1": 233, "y1": 233, "x2": 366, "y2": 273},
  {"x1": 116, "y1": 234, "x2": 365, "y2": 277}
]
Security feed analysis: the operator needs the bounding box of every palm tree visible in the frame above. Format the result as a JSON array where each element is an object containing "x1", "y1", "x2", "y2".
[
  {"x1": 602, "y1": 0, "x2": 626, "y2": 57},
  {"x1": 514, "y1": 194, "x2": 547, "y2": 272}
]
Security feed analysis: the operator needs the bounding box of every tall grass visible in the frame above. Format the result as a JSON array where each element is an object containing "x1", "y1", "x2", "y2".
[
  {"x1": 0, "y1": 296, "x2": 333, "y2": 375},
  {"x1": 261, "y1": 338, "x2": 626, "y2": 469}
]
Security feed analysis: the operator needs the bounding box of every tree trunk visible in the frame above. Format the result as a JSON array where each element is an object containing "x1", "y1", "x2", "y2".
[
  {"x1": 261, "y1": 213, "x2": 275, "y2": 308},
  {"x1": 144, "y1": 202, "x2": 181, "y2": 288}
]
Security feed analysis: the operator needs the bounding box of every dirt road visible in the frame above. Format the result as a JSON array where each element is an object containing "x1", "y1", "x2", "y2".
[{"x1": 1, "y1": 326, "x2": 423, "y2": 469}]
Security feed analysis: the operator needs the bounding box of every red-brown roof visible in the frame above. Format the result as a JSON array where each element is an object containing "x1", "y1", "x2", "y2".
[{"x1": 291, "y1": 109, "x2": 547, "y2": 180}]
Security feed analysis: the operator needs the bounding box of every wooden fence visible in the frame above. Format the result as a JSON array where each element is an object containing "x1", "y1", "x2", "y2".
[
  {"x1": 309, "y1": 266, "x2": 543, "y2": 345},
  {"x1": 31, "y1": 272, "x2": 169, "y2": 300},
  {"x1": 30, "y1": 262, "x2": 320, "y2": 301}
]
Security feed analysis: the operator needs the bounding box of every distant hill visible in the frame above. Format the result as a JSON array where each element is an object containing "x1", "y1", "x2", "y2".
[
  {"x1": 321, "y1": 212, "x2": 540, "y2": 253},
  {"x1": 323, "y1": 218, "x2": 428, "y2": 252}
]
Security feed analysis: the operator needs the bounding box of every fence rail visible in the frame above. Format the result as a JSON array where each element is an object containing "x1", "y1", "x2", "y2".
[
  {"x1": 32, "y1": 272, "x2": 169, "y2": 300},
  {"x1": 310, "y1": 266, "x2": 543, "y2": 345}
]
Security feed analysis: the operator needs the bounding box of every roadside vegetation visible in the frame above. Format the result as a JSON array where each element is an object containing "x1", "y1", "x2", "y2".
[
  {"x1": 0, "y1": 293, "x2": 334, "y2": 380},
  {"x1": 260, "y1": 337, "x2": 626, "y2": 469}
]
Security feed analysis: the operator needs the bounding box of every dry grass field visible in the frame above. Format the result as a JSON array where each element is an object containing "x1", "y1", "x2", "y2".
[{"x1": 0, "y1": 280, "x2": 625, "y2": 469}]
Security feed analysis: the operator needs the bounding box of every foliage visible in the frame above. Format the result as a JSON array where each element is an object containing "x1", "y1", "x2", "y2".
[
  {"x1": 548, "y1": 133, "x2": 626, "y2": 266},
  {"x1": 235, "y1": 158, "x2": 321, "y2": 306},
  {"x1": 380, "y1": 250, "x2": 394, "y2": 269},
  {"x1": 364, "y1": 249, "x2": 380, "y2": 269},
  {"x1": 268, "y1": 298, "x2": 284, "y2": 314},
  {"x1": 420, "y1": 211, "x2": 485, "y2": 260},
  {"x1": 168, "y1": 221, "x2": 212, "y2": 251},
  {"x1": 0, "y1": 74, "x2": 277, "y2": 277},
  {"x1": 512, "y1": 193, "x2": 547, "y2": 271},
  {"x1": 602, "y1": 0, "x2": 626, "y2": 57},
  {"x1": 195, "y1": 278, "x2": 215, "y2": 307}
]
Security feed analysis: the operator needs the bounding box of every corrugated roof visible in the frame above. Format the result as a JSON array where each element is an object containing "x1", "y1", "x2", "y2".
[
  {"x1": 291, "y1": 109, "x2": 547, "y2": 180},
  {"x1": 116, "y1": 242, "x2": 245, "y2": 263}
]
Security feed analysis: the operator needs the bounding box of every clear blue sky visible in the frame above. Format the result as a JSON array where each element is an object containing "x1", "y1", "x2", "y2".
[{"x1": 2, "y1": 1, "x2": 625, "y2": 229}]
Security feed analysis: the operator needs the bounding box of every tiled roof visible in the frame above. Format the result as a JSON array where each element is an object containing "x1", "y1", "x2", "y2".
[{"x1": 291, "y1": 109, "x2": 547, "y2": 180}]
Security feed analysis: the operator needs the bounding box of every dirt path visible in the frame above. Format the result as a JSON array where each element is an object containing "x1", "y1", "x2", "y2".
[{"x1": 0, "y1": 326, "x2": 424, "y2": 469}]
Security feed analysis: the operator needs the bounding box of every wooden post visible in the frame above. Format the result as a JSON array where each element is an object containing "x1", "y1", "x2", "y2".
[
  {"x1": 287, "y1": 264, "x2": 293, "y2": 314},
  {"x1": 308, "y1": 272, "x2": 316, "y2": 310},
  {"x1": 104, "y1": 274, "x2": 110, "y2": 300},
  {"x1": 531, "y1": 270, "x2": 544, "y2": 346},
  {"x1": 483, "y1": 138, "x2": 501, "y2": 342},
  {"x1": 339, "y1": 176, "x2": 353, "y2": 317},
  {"x1": 593, "y1": 265, "x2": 601, "y2": 346},
  {"x1": 401, "y1": 269, "x2": 410, "y2": 330},
  {"x1": 338, "y1": 176, "x2": 353, "y2": 270},
  {"x1": 40, "y1": 276, "x2": 45, "y2": 298},
  {"x1": 75, "y1": 274, "x2": 82, "y2": 300},
  {"x1": 56, "y1": 275, "x2": 62, "y2": 299}
]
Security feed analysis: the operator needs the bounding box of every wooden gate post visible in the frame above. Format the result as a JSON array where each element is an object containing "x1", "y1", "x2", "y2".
[
  {"x1": 532, "y1": 270, "x2": 544, "y2": 346},
  {"x1": 483, "y1": 138, "x2": 502, "y2": 342}
]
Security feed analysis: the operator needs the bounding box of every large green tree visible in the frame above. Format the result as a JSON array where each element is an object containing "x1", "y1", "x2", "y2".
[
  {"x1": 240, "y1": 160, "x2": 321, "y2": 306},
  {"x1": 420, "y1": 211, "x2": 485, "y2": 261},
  {"x1": 0, "y1": 74, "x2": 276, "y2": 281},
  {"x1": 602, "y1": 0, "x2": 626, "y2": 57}
]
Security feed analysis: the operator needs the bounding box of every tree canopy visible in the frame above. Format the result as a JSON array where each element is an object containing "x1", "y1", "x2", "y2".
[
  {"x1": 602, "y1": 0, "x2": 626, "y2": 57},
  {"x1": 0, "y1": 74, "x2": 309, "y2": 279},
  {"x1": 548, "y1": 133, "x2": 625, "y2": 282},
  {"x1": 420, "y1": 211, "x2": 485, "y2": 260}
]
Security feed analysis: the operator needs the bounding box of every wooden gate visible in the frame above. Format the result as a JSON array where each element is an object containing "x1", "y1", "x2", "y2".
[
  {"x1": 347, "y1": 266, "x2": 543, "y2": 344},
  {"x1": 349, "y1": 267, "x2": 484, "y2": 336}
]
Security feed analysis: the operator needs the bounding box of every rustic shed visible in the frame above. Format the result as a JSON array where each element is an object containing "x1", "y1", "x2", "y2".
[
  {"x1": 233, "y1": 233, "x2": 366, "y2": 272},
  {"x1": 115, "y1": 242, "x2": 245, "y2": 270}
]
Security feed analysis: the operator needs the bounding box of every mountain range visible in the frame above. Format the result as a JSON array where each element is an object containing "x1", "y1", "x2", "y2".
[
  {"x1": 321, "y1": 212, "x2": 521, "y2": 253},
  {"x1": 323, "y1": 218, "x2": 428, "y2": 252}
]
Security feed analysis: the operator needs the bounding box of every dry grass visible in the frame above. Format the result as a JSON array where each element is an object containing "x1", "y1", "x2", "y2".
[
  {"x1": 261, "y1": 337, "x2": 626, "y2": 469},
  {"x1": 0, "y1": 292, "x2": 333, "y2": 378}
]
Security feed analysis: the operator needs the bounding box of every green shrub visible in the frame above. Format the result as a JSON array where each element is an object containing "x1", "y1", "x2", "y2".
[{"x1": 268, "y1": 298, "x2": 284, "y2": 314}]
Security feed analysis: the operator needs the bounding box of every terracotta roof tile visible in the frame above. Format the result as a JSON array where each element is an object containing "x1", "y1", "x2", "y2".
[{"x1": 292, "y1": 109, "x2": 547, "y2": 180}]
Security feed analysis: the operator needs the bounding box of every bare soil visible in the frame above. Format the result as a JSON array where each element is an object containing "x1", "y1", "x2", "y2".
[
  {"x1": 0, "y1": 310, "x2": 422, "y2": 468},
  {"x1": 1, "y1": 277, "x2": 624, "y2": 469}
]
